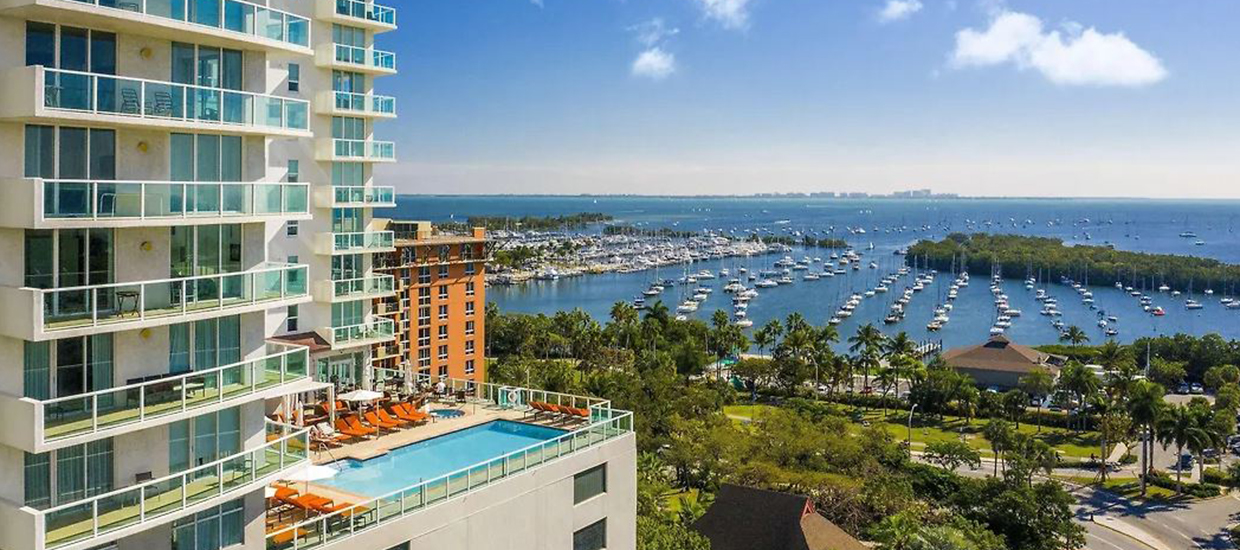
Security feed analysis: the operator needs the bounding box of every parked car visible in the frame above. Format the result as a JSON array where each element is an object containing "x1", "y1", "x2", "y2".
[
  {"x1": 1177, "y1": 383, "x2": 1192, "y2": 394},
  {"x1": 1177, "y1": 453, "x2": 1195, "y2": 470},
  {"x1": 1190, "y1": 383, "x2": 1205, "y2": 394}
]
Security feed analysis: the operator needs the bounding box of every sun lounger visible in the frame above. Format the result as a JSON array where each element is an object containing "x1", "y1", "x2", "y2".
[
  {"x1": 269, "y1": 527, "x2": 308, "y2": 547},
  {"x1": 390, "y1": 403, "x2": 429, "y2": 423},
  {"x1": 376, "y1": 408, "x2": 413, "y2": 427},
  {"x1": 336, "y1": 417, "x2": 375, "y2": 439},
  {"x1": 363, "y1": 410, "x2": 400, "y2": 431}
]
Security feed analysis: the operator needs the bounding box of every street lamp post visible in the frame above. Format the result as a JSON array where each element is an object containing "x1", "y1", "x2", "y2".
[{"x1": 907, "y1": 403, "x2": 919, "y2": 447}]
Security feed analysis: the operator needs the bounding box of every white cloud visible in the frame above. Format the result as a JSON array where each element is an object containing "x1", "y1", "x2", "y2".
[
  {"x1": 950, "y1": 10, "x2": 1167, "y2": 87},
  {"x1": 529, "y1": 0, "x2": 543, "y2": 7},
  {"x1": 692, "y1": 0, "x2": 753, "y2": 30},
  {"x1": 632, "y1": 48, "x2": 676, "y2": 80},
  {"x1": 629, "y1": 18, "x2": 680, "y2": 47},
  {"x1": 878, "y1": 0, "x2": 923, "y2": 23}
]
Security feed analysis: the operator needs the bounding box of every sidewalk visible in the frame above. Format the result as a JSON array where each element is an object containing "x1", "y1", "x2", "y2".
[{"x1": 1091, "y1": 514, "x2": 1171, "y2": 550}]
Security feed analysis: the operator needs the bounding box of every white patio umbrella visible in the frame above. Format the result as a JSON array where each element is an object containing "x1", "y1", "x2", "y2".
[
  {"x1": 336, "y1": 389, "x2": 383, "y2": 403},
  {"x1": 283, "y1": 464, "x2": 340, "y2": 482}
]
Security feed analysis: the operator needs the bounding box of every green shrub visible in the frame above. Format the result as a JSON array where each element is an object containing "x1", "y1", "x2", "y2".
[
  {"x1": 1202, "y1": 467, "x2": 1230, "y2": 486},
  {"x1": 1143, "y1": 471, "x2": 1221, "y2": 498}
]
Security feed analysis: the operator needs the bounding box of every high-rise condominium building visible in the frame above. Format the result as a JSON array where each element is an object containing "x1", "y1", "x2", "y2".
[{"x1": 0, "y1": 2, "x2": 636, "y2": 550}]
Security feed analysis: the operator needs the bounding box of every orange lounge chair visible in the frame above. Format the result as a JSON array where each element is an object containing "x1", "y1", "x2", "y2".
[
  {"x1": 279, "y1": 491, "x2": 333, "y2": 513},
  {"x1": 363, "y1": 410, "x2": 400, "y2": 431},
  {"x1": 391, "y1": 403, "x2": 429, "y2": 423},
  {"x1": 335, "y1": 417, "x2": 374, "y2": 439},
  {"x1": 269, "y1": 527, "x2": 308, "y2": 547},
  {"x1": 566, "y1": 406, "x2": 590, "y2": 418},
  {"x1": 376, "y1": 408, "x2": 413, "y2": 427}
]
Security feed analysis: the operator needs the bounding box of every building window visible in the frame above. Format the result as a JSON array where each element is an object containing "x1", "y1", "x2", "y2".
[
  {"x1": 462, "y1": 244, "x2": 474, "y2": 260},
  {"x1": 418, "y1": 306, "x2": 431, "y2": 324},
  {"x1": 465, "y1": 302, "x2": 475, "y2": 316},
  {"x1": 23, "y1": 439, "x2": 114, "y2": 509},
  {"x1": 438, "y1": 285, "x2": 448, "y2": 300},
  {"x1": 288, "y1": 63, "x2": 300, "y2": 92},
  {"x1": 418, "y1": 266, "x2": 431, "y2": 284},
  {"x1": 417, "y1": 328, "x2": 430, "y2": 347},
  {"x1": 172, "y1": 498, "x2": 244, "y2": 550},
  {"x1": 573, "y1": 519, "x2": 607, "y2": 550},
  {"x1": 286, "y1": 220, "x2": 299, "y2": 237},
  {"x1": 168, "y1": 407, "x2": 241, "y2": 473},
  {"x1": 465, "y1": 359, "x2": 475, "y2": 375},
  {"x1": 287, "y1": 159, "x2": 300, "y2": 182},
  {"x1": 438, "y1": 245, "x2": 451, "y2": 261},
  {"x1": 437, "y1": 345, "x2": 448, "y2": 360},
  {"x1": 438, "y1": 365, "x2": 448, "y2": 377},
  {"x1": 438, "y1": 265, "x2": 449, "y2": 279},
  {"x1": 465, "y1": 341, "x2": 475, "y2": 355},
  {"x1": 465, "y1": 320, "x2": 475, "y2": 336},
  {"x1": 465, "y1": 282, "x2": 475, "y2": 296},
  {"x1": 574, "y1": 464, "x2": 607, "y2": 504},
  {"x1": 438, "y1": 304, "x2": 448, "y2": 320},
  {"x1": 465, "y1": 263, "x2": 476, "y2": 275},
  {"x1": 287, "y1": 305, "x2": 299, "y2": 332},
  {"x1": 437, "y1": 325, "x2": 448, "y2": 340},
  {"x1": 418, "y1": 348, "x2": 430, "y2": 367},
  {"x1": 418, "y1": 287, "x2": 431, "y2": 306}
]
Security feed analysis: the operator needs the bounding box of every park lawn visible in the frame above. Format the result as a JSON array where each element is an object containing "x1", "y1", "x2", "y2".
[
  {"x1": 723, "y1": 404, "x2": 776, "y2": 420},
  {"x1": 1099, "y1": 478, "x2": 1181, "y2": 501},
  {"x1": 664, "y1": 488, "x2": 700, "y2": 513}
]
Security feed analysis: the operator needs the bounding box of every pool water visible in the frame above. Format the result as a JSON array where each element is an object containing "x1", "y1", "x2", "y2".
[
  {"x1": 317, "y1": 420, "x2": 566, "y2": 496},
  {"x1": 431, "y1": 409, "x2": 464, "y2": 418}
]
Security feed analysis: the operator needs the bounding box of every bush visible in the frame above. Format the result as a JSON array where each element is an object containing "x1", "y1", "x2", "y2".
[
  {"x1": 1228, "y1": 524, "x2": 1240, "y2": 542},
  {"x1": 1118, "y1": 452, "x2": 1138, "y2": 465},
  {"x1": 1144, "y1": 471, "x2": 1222, "y2": 498},
  {"x1": 1203, "y1": 467, "x2": 1231, "y2": 486}
]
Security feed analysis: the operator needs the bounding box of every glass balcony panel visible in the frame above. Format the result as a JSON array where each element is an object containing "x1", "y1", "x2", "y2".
[
  {"x1": 192, "y1": 88, "x2": 222, "y2": 122},
  {"x1": 95, "y1": 487, "x2": 143, "y2": 534},
  {"x1": 223, "y1": 0, "x2": 253, "y2": 33},
  {"x1": 46, "y1": 71, "x2": 92, "y2": 111},
  {"x1": 142, "y1": 280, "x2": 181, "y2": 318},
  {"x1": 287, "y1": 17, "x2": 309, "y2": 46},
  {"x1": 189, "y1": 183, "x2": 221, "y2": 215},
  {"x1": 96, "y1": 183, "x2": 143, "y2": 218},
  {"x1": 257, "y1": 271, "x2": 283, "y2": 301},
  {"x1": 143, "y1": 477, "x2": 185, "y2": 518},
  {"x1": 44, "y1": 181, "x2": 92, "y2": 218},
  {"x1": 221, "y1": 91, "x2": 251, "y2": 124},
  {"x1": 285, "y1": 185, "x2": 307, "y2": 213},
  {"x1": 44, "y1": 502, "x2": 95, "y2": 547},
  {"x1": 286, "y1": 101, "x2": 308, "y2": 130},
  {"x1": 143, "y1": 82, "x2": 185, "y2": 119},
  {"x1": 255, "y1": 184, "x2": 282, "y2": 214},
  {"x1": 43, "y1": 396, "x2": 94, "y2": 439},
  {"x1": 221, "y1": 184, "x2": 247, "y2": 215}
]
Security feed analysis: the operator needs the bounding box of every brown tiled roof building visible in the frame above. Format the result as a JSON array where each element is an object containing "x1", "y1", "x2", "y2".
[
  {"x1": 692, "y1": 484, "x2": 869, "y2": 550},
  {"x1": 941, "y1": 335, "x2": 1065, "y2": 389}
]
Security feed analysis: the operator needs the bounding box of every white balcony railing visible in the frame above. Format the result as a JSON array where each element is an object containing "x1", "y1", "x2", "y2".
[
  {"x1": 319, "y1": 43, "x2": 396, "y2": 73},
  {"x1": 323, "y1": 231, "x2": 395, "y2": 254},
  {"x1": 31, "y1": 263, "x2": 308, "y2": 332},
  {"x1": 323, "y1": 91, "x2": 396, "y2": 117},
  {"x1": 34, "y1": 344, "x2": 309, "y2": 443},
  {"x1": 327, "y1": 318, "x2": 395, "y2": 347},
  {"x1": 315, "y1": 185, "x2": 396, "y2": 208},
  {"x1": 321, "y1": 274, "x2": 395, "y2": 301},
  {"x1": 37, "y1": 180, "x2": 309, "y2": 222},
  {"x1": 42, "y1": 68, "x2": 310, "y2": 133},
  {"x1": 35, "y1": 0, "x2": 311, "y2": 48},
  {"x1": 36, "y1": 427, "x2": 308, "y2": 549},
  {"x1": 266, "y1": 384, "x2": 630, "y2": 550},
  {"x1": 333, "y1": 139, "x2": 395, "y2": 161},
  {"x1": 331, "y1": 0, "x2": 396, "y2": 27}
]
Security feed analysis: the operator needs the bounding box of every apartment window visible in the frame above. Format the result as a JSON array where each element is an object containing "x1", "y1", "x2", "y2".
[
  {"x1": 332, "y1": 70, "x2": 366, "y2": 93},
  {"x1": 465, "y1": 359, "x2": 475, "y2": 375},
  {"x1": 465, "y1": 263, "x2": 476, "y2": 275},
  {"x1": 418, "y1": 348, "x2": 430, "y2": 367},
  {"x1": 169, "y1": 225, "x2": 243, "y2": 278},
  {"x1": 437, "y1": 345, "x2": 448, "y2": 360},
  {"x1": 171, "y1": 43, "x2": 243, "y2": 91},
  {"x1": 332, "y1": 116, "x2": 366, "y2": 140},
  {"x1": 287, "y1": 160, "x2": 300, "y2": 183},
  {"x1": 462, "y1": 244, "x2": 474, "y2": 260},
  {"x1": 332, "y1": 162, "x2": 364, "y2": 186},
  {"x1": 465, "y1": 282, "x2": 476, "y2": 296},
  {"x1": 438, "y1": 285, "x2": 448, "y2": 300},
  {"x1": 418, "y1": 287, "x2": 431, "y2": 306},
  {"x1": 332, "y1": 254, "x2": 363, "y2": 281},
  {"x1": 573, "y1": 519, "x2": 607, "y2": 550},
  {"x1": 23, "y1": 439, "x2": 114, "y2": 509},
  {"x1": 23, "y1": 228, "x2": 114, "y2": 289},
  {"x1": 418, "y1": 266, "x2": 431, "y2": 284},
  {"x1": 438, "y1": 304, "x2": 448, "y2": 320},
  {"x1": 465, "y1": 321, "x2": 475, "y2": 336},
  {"x1": 465, "y1": 302, "x2": 476, "y2": 316},
  {"x1": 438, "y1": 265, "x2": 449, "y2": 279},
  {"x1": 417, "y1": 328, "x2": 430, "y2": 347},
  {"x1": 574, "y1": 465, "x2": 607, "y2": 504},
  {"x1": 465, "y1": 341, "x2": 475, "y2": 356},
  {"x1": 168, "y1": 316, "x2": 241, "y2": 374},
  {"x1": 286, "y1": 220, "x2": 299, "y2": 237},
  {"x1": 438, "y1": 245, "x2": 450, "y2": 261},
  {"x1": 172, "y1": 498, "x2": 244, "y2": 550},
  {"x1": 418, "y1": 306, "x2": 431, "y2": 324},
  {"x1": 22, "y1": 335, "x2": 113, "y2": 401},
  {"x1": 25, "y1": 125, "x2": 116, "y2": 182},
  {"x1": 25, "y1": 23, "x2": 116, "y2": 75},
  {"x1": 288, "y1": 63, "x2": 300, "y2": 92},
  {"x1": 287, "y1": 305, "x2": 299, "y2": 332},
  {"x1": 331, "y1": 301, "x2": 364, "y2": 328},
  {"x1": 332, "y1": 207, "x2": 364, "y2": 233},
  {"x1": 437, "y1": 365, "x2": 448, "y2": 377},
  {"x1": 332, "y1": 24, "x2": 366, "y2": 48},
  {"x1": 168, "y1": 407, "x2": 241, "y2": 473},
  {"x1": 437, "y1": 325, "x2": 448, "y2": 340}
]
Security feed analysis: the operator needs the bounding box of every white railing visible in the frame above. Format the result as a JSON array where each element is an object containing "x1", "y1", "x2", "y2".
[
  {"x1": 39, "y1": 180, "x2": 308, "y2": 222},
  {"x1": 34, "y1": 344, "x2": 309, "y2": 442},
  {"x1": 329, "y1": 275, "x2": 395, "y2": 300},
  {"x1": 31, "y1": 263, "x2": 308, "y2": 331},
  {"x1": 37, "y1": 427, "x2": 309, "y2": 549},
  {"x1": 42, "y1": 68, "x2": 310, "y2": 132},
  {"x1": 266, "y1": 407, "x2": 631, "y2": 549},
  {"x1": 330, "y1": 91, "x2": 396, "y2": 116},
  {"x1": 332, "y1": 231, "x2": 395, "y2": 253},
  {"x1": 328, "y1": 318, "x2": 395, "y2": 347},
  {"x1": 332, "y1": 44, "x2": 396, "y2": 71},
  {"x1": 62, "y1": 0, "x2": 310, "y2": 47},
  {"x1": 330, "y1": 139, "x2": 395, "y2": 161},
  {"x1": 333, "y1": 0, "x2": 396, "y2": 26},
  {"x1": 332, "y1": 186, "x2": 395, "y2": 206}
]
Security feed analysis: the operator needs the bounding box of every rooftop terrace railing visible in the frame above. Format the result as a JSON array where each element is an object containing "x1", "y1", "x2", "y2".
[
  {"x1": 333, "y1": 0, "x2": 396, "y2": 26},
  {"x1": 57, "y1": 0, "x2": 310, "y2": 48},
  {"x1": 40, "y1": 180, "x2": 309, "y2": 222}
]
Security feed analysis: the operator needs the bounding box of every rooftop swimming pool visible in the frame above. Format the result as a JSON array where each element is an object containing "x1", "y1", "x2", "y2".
[{"x1": 317, "y1": 420, "x2": 566, "y2": 496}]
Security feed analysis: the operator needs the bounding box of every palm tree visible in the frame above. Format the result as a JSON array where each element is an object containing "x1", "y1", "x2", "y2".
[
  {"x1": 849, "y1": 323, "x2": 885, "y2": 390},
  {"x1": 1057, "y1": 362, "x2": 1099, "y2": 431},
  {"x1": 645, "y1": 300, "x2": 670, "y2": 327},
  {"x1": 608, "y1": 301, "x2": 638, "y2": 349},
  {"x1": 1020, "y1": 368, "x2": 1055, "y2": 433},
  {"x1": 983, "y1": 419, "x2": 1015, "y2": 477},
  {"x1": 1156, "y1": 404, "x2": 1210, "y2": 495},
  {"x1": 1060, "y1": 325, "x2": 1090, "y2": 349},
  {"x1": 753, "y1": 320, "x2": 781, "y2": 356},
  {"x1": 1127, "y1": 380, "x2": 1165, "y2": 495}
]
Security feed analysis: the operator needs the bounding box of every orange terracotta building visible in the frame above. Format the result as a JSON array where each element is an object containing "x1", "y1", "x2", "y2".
[{"x1": 372, "y1": 221, "x2": 487, "y2": 384}]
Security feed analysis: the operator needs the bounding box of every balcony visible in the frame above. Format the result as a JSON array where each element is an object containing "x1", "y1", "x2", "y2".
[
  {"x1": 5, "y1": 427, "x2": 309, "y2": 550},
  {"x1": 315, "y1": 138, "x2": 396, "y2": 163},
  {"x1": 0, "y1": 0, "x2": 311, "y2": 54},
  {"x1": 314, "y1": 90, "x2": 396, "y2": 118},
  {"x1": 0, "y1": 66, "x2": 311, "y2": 137},
  {"x1": 314, "y1": 231, "x2": 395, "y2": 255},
  {"x1": 316, "y1": 0, "x2": 396, "y2": 32},
  {"x1": 0, "y1": 263, "x2": 309, "y2": 341},
  {"x1": 0, "y1": 178, "x2": 310, "y2": 229},
  {"x1": 324, "y1": 317, "x2": 394, "y2": 349},
  {"x1": 264, "y1": 379, "x2": 632, "y2": 550},
  {"x1": 313, "y1": 274, "x2": 396, "y2": 303},
  {"x1": 315, "y1": 43, "x2": 397, "y2": 75},
  {"x1": 312, "y1": 185, "x2": 396, "y2": 209}
]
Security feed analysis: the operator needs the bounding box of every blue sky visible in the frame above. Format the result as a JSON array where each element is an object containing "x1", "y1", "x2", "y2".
[{"x1": 375, "y1": 0, "x2": 1240, "y2": 198}]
